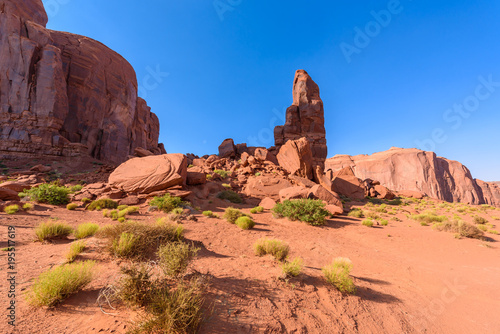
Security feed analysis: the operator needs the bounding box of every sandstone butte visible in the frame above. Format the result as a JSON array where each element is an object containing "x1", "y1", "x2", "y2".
[{"x1": 0, "y1": 0, "x2": 164, "y2": 164}]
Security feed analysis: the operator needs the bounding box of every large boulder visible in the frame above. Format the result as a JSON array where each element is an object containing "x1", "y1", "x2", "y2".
[
  {"x1": 308, "y1": 184, "x2": 343, "y2": 209},
  {"x1": 218, "y1": 139, "x2": 237, "y2": 159},
  {"x1": 109, "y1": 154, "x2": 187, "y2": 194},
  {"x1": 330, "y1": 167, "x2": 365, "y2": 200},
  {"x1": 0, "y1": 187, "x2": 20, "y2": 201},
  {"x1": 0, "y1": 181, "x2": 31, "y2": 193},
  {"x1": 186, "y1": 166, "x2": 207, "y2": 186},
  {"x1": 0, "y1": 0, "x2": 163, "y2": 164},
  {"x1": 243, "y1": 176, "x2": 292, "y2": 202},
  {"x1": 279, "y1": 186, "x2": 310, "y2": 202},
  {"x1": 274, "y1": 70, "x2": 327, "y2": 170},
  {"x1": 276, "y1": 138, "x2": 313, "y2": 179}
]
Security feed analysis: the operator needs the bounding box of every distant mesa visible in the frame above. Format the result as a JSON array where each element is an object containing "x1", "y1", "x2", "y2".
[{"x1": 0, "y1": 0, "x2": 164, "y2": 164}]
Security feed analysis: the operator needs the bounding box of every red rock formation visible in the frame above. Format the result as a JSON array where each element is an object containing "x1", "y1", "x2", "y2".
[
  {"x1": 326, "y1": 147, "x2": 500, "y2": 206},
  {"x1": 276, "y1": 138, "x2": 314, "y2": 179},
  {"x1": 274, "y1": 70, "x2": 327, "y2": 169},
  {"x1": 0, "y1": 0, "x2": 164, "y2": 164}
]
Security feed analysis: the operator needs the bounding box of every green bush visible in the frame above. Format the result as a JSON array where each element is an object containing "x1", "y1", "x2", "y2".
[
  {"x1": 282, "y1": 257, "x2": 303, "y2": 278},
  {"x1": 250, "y1": 206, "x2": 264, "y2": 214},
  {"x1": 214, "y1": 169, "x2": 229, "y2": 178},
  {"x1": 66, "y1": 203, "x2": 78, "y2": 210},
  {"x1": 66, "y1": 240, "x2": 86, "y2": 263},
  {"x1": 26, "y1": 261, "x2": 96, "y2": 306},
  {"x1": 74, "y1": 223, "x2": 99, "y2": 239},
  {"x1": 87, "y1": 199, "x2": 118, "y2": 211},
  {"x1": 22, "y1": 203, "x2": 34, "y2": 211},
  {"x1": 235, "y1": 216, "x2": 255, "y2": 230},
  {"x1": 380, "y1": 219, "x2": 389, "y2": 226},
  {"x1": 20, "y1": 183, "x2": 70, "y2": 205},
  {"x1": 117, "y1": 205, "x2": 129, "y2": 211},
  {"x1": 223, "y1": 207, "x2": 246, "y2": 224},
  {"x1": 473, "y1": 216, "x2": 488, "y2": 225},
  {"x1": 157, "y1": 242, "x2": 200, "y2": 277},
  {"x1": 322, "y1": 258, "x2": 356, "y2": 294},
  {"x1": 70, "y1": 185, "x2": 83, "y2": 193},
  {"x1": 35, "y1": 222, "x2": 73, "y2": 242},
  {"x1": 4, "y1": 204, "x2": 19, "y2": 214},
  {"x1": 216, "y1": 190, "x2": 242, "y2": 204},
  {"x1": 254, "y1": 238, "x2": 289, "y2": 261},
  {"x1": 150, "y1": 194, "x2": 185, "y2": 213},
  {"x1": 273, "y1": 199, "x2": 330, "y2": 226},
  {"x1": 202, "y1": 210, "x2": 215, "y2": 218},
  {"x1": 347, "y1": 208, "x2": 364, "y2": 218},
  {"x1": 362, "y1": 220, "x2": 374, "y2": 227}
]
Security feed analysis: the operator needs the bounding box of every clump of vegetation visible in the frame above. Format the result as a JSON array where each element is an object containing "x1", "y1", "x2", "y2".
[
  {"x1": 157, "y1": 242, "x2": 200, "y2": 278},
  {"x1": 375, "y1": 204, "x2": 388, "y2": 213},
  {"x1": 73, "y1": 223, "x2": 100, "y2": 239},
  {"x1": 489, "y1": 229, "x2": 499, "y2": 235},
  {"x1": 202, "y1": 210, "x2": 216, "y2": 218},
  {"x1": 347, "y1": 208, "x2": 364, "y2": 218},
  {"x1": 22, "y1": 203, "x2": 34, "y2": 211},
  {"x1": 253, "y1": 238, "x2": 289, "y2": 261},
  {"x1": 117, "y1": 206, "x2": 140, "y2": 219},
  {"x1": 322, "y1": 257, "x2": 356, "y2": 294},
  {"x1": 216, "y1": 190, "x2": 242, "y2": 204},
  {"x1": 149, "y1": 194, "x2": 186, "y2": 213},
  {"x1": 118, "y1": 265, "x2": 153, "y2": 307},
  {"x1": 66, "y1": 203, "x2": 78, "y2": 210},
  {"x1": 26, "y1": 261, "x2": 96, "y2": 306},
  {"x1": 35, "y1": 221, "x2": 73, "y2": 242},
  {"x1": 473, "y1": 216, "x2": 488, "y2": 225},
  {"x1": 20, "y1": 183, "x2": 70, "y2": 205},
  {"x1": 365, "y1": 211, "x2": 380, "y2": 220},
  {"x1": 282, "y1": 257, "x2": 303, "y2": 278},
  {"x1": 4, "y1": 204, "x2": 19, "y2": 214},
  {"x1": 223, "y1": 207, "x2": 246, "y2": 224},
  {"x1": 66, "y1": 240, "x2": 86, "y2": 263},
  {"x1": 70, "y1": 185, "x2": 83, "y2": 193},
  {"x1": 222, "y1": 183, "x2": 231, "y2": 189},
  {"x1": 432, "y1": 220, "x2": 484, "y2": 239},
  {"x1": 411, "y1": 213, "x2": 447, "y2": 224},
  {"x1": 387, "y1": 198, "x2": 402, "y2": 206},
  {"x1": 273, "y1": 199, "x2": 330, "y2": 226},
  {"x1": 81, "y1": 198, "x2": 92, "y2": 204},
  {"x1": 250, "y1": 206, "x2": 264, "y2": 214},
  {"x1": 235, "y1": 216, "x2": 255, "y2": 230},
  {"x1": 87, "y1": 198, "x2": 118, "y2": 211},
  {"x1": 380, "y1": 219, "x2": 389, "y2": 226},
  {"x1": 214, "y1": 169, "x2": 229, "y2": 178},
  {"x1": 98, "y1": 220, "x2": 184, "y2": 259},
  {"x1": 362, "y1": 219, "x2": 374, "y2": 227}
]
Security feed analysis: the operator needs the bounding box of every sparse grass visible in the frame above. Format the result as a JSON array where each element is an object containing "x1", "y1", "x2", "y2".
[
  {"x1": 150, "y1": 194, "x2": 186, "y2": 213},
  {"x1": 20, "y1": 183, "x2": 70, "y2": 205},
  {"x1": 489, "y1": 230, "x2": 499, "y2": 235},
  {"x1": 35, "y1": 221, "x2": 73, "y2": 242},
  {"x1": 420, "y1": 222, "x2": 429, "y2": 226},
  {"x1": 473, "y1": 216, "x2": 488, "y2": 225},
  {"x1": 492, "y1": 216, "x2": 500, "y2": 220},
  {"x1": 432, "y1": 220, "x2": 484, "y2": 239},
  {"x1": 223, "y1": 207, "x2": 246, "y2": 224},
  {"x1": 250, "y1": 206, "x2": 264, "y2": 214},
  {"x1": 4, "y1": 204, "x2": 19, "y2": 214},
  {"x1": 282, "y1": 257, "x2": 303, "y2": 278},
  {"x1": 214, "y1": 169, "x2": 229, "y2": 178},
  {"x1": 66, "y1": 240, "x2": 86, "y2": 262},
  {"x1": 66, "y1": 203, "x2": 78, "y2": 210},
  {"x1": 22, "y1": 203, "x2": 34, "y2": 211},
  {"x1": 254, "y1": 238, "x2": 289, "y2": 261},
  {"x1": 98, "y1": 220, "x2": 184, "y2": 259},
  {"x1": 477, "y1": 224, "x2": 488, "y2": 231},
  {"x1": 73, "y1": 223, "x2": 99, "y2": 239},
  {"x1": 347, "y1": 208, "x2": 364, "y2": 218},
  {"x1": 87, "y1": 198, "x2": 118, "y2": 211},
  {"x1": 235, "y1": 216, "x2": 255, "y2": 230},
  {"x1": 26, "y1": 261, "x2": 96, "y2": 306},
  {"x1": 322, "y1": 257, "x2": 356, "y2": 294},
  {"x1": 273, "y1": 199, "x2": 330, "y2": 226},
  {"x1": 362, "y1": 220, "x2": 374, "y2": 227},
  {"x1": 411, "y1": 213, "x2": 447, "y2": 224},
  {"x1": 216, "y1": 190, "x2": 242, "y2": 204},
  {"x1": 157, "y1": 242, "x2": 200, "y2": 277}
]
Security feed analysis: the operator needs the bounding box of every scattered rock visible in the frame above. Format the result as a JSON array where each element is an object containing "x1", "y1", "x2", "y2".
[
  {"x1": 243, "y1": 176, "x2": 293, "y2": 201},
  {"x1": 259, "y1": 197, "x2": 277, "y2": 210},
  {"x1": 0, "y1": 188, "x2": 20, "y2": 201},
  {"x1": 30, "y1": 164, "x2": 52, "y2": 173}
]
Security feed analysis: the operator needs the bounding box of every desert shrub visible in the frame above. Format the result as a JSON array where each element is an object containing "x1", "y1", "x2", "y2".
[
  {"x1": 87, "y1": 199, "x2": 118, "y2": 211},
  {"x1": 66, "y1": 203, "x2": 78, "y2": 210},
  {"x1": 4, "y1": 204, "x2": 19, "y2": 214},
  {"x1": 66, "y1": 240, "x2": 86, "y2": 263},
  {"x1": 171, "y1": 207, "x2": 184, "y2": 215},
  {"x1": 216, "y1": 190, "x2": 242, "y2": 204},
  {"x1": 150, "y1": 194, "x2": 185, "y2": 213},
  {"x1": 380, "y1": 219, "x2": 389, "y2": 226},
  {"x1": 322, "y1": 258, "x2": 356, "y2": 294},
  {"x1": 222, "y1": 183, "x2": 231, "y2": 189},
  {"x1": 235, "y1": 216, "x2": 255, "y2": 230},
  {"x1": 477, "y1": 224, "x2": 488, "y2": 231},
  {"x1": 282, "y1": 257, "x2": 303, "y2": 278},
  {"x1": 206, "y1": 174, "x2": 213, "y2": 180},
  {"x1": 250, "y1": 206, "x2": 264, "y2": 214},
  {"x1": 98, "y1": 220, "x2": 184, "y2": 259},
  {"x1": 223, "y1": 207, "x2": 246, "y2": 224},
  {"x1": 110, "y1": 210, "x2": 119, "y2": 220},
  {"x1": 214, "y1": 169, "x2": 229, "y2": 178},
  {"x1": 365, "y1": 211, "x2": 380, "y2": 220},
  {"x1": 20, "y1": 183, "x2": 70, "y2": 205},
  {"x1": 375, "y1": 204, "x2": 388, "y2": 213},
  {"x1": 26, "y1": 261, "x2": 96, "y2": 306},
  {"x1": 35, "y1": 222, "x2": 73, "y2": 242},
  {"x1": 473, "y1": 216, "x2": 488, "y2": 225},
  {"x1": 456, "y1": 207, "x2": 467, "y2": 213},
  {"x1": 22, "y1": 203, "x2": 34, "y2": 211},
  {"x1": 81, "y1": 198, "x2": 92, "y2": 204},
  {"x1": 411, "y1": 213, "x2": 447, "y2": 224},
  {"x1": 118, "y1": 217, "x2": 126, "y2": 223},
  {"x1": 74, "y1": 223, "x2": 99, "y2": 239},
  {"x1": 492, "y1": 216, "x2": 500, "y2": 220},
  {"x1": 117, "y1": 205, "x2": 129, "y2": 211},
  {"x1": 112, "y1": 232, "x2": 139, "y2": 258},
  {"x1": 489, "y1": 229, "x2": 499, "y2": 235},
  {"x1": 253, "y1": 238, "x2": 289, "y2": 261},
  {"x1": 362, "y1": 220, "x2": 374, "y2": 227},
  {"x1": 387, "y1": 198, "x2": 402, "y2": 206},
  {"x1": 70, "y1": 184, "x2": 83, "y2": 193},
  {"x1": 347, "y1": 208, "x2": 364, "y2": 218},
  {"x1": 433, "y1": 220, "x2": 484, "y2": 239},
  {"x1": 157, "y1": 242, "x2": 200, "y2": 277},
  {"x1": 119, "y1": 265, "x2": 153, "y2": 307},
  {"x1": 273, "y1": 199, "x2": 330, "y2": 226},
  {"x1": 202, "y1": 210, "x2": 215, "y2": 218}
]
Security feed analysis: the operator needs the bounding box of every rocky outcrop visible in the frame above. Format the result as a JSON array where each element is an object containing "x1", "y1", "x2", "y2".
[
  {"x1": 274, "y1": 70, "x2": 327, "y2": 170},
  {"x1": 326, "y1": 147, "x2": 500, "y2": 206},
  {"x1": 276, "y1": 138, "x2": 313, "y2": 179},
  {"x1": 0, "y1": 0, "x2": 164, "y2": 164}
]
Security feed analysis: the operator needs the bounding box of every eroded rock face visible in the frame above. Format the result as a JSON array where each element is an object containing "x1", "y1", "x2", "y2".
[
  {"x1": 0, "y1": 0, "x2": 164, "y2": 164},
  {"x1": 274, "y1": 70, "x2": 327, "y2": 169},
  {"x1": 326, "y1": 147, "x2": 500, "y2": 206},
  {"x1": 276, "y1": 138, "x2": 313, "y2": 179}
]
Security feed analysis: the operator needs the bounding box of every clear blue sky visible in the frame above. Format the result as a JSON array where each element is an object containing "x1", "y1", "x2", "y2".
[{"x1": 44, "y1": 0, "x2": 500, "y2": 181}]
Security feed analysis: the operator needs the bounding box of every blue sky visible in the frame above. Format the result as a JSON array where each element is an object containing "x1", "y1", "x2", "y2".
[{"x1": 44, "y1": 0, "x2": 500, "y2": 181}]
